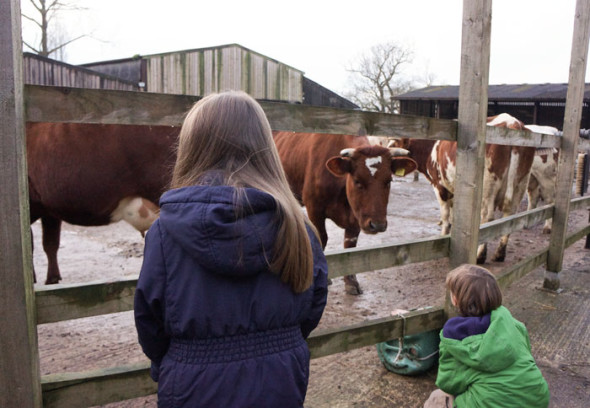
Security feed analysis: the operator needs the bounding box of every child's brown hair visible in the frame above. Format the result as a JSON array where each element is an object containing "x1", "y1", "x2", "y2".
[{"x1": 446, "y1": 264, "x2": 502, "y2": 317}]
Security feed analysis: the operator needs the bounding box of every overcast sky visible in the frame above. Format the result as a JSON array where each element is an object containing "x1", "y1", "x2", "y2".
[{"x1": 21, "y1": 0, "x2": 586, "y2": 95}]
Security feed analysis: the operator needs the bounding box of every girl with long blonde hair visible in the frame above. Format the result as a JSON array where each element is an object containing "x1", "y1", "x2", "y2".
[{"x1": 135, "y1": 91, "x2": 328, "y2": 407}]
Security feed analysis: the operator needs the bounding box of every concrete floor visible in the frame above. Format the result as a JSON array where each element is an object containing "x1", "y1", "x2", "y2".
[
  {"x1": 304, "y1": 239, "x2": 590, "y2": 408},
  {"x1": 503, "y1": 239, "x2": 590, "y2": 408}
]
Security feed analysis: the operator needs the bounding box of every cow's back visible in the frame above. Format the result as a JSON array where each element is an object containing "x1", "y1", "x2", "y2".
[{"x1": 27, "y1": 122, "x2": 179, "y2": 225}]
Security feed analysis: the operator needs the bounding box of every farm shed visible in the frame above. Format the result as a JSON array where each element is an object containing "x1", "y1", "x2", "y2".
[
  {"x1": 394, "y1": 83, "x2": 590, "y2": 129},
  {"x1": 82, "y1": 44, "x2": 357, "y2": 107},
  {"x1": 23, "y1": 52, "x2": 139, "y2": 91}
]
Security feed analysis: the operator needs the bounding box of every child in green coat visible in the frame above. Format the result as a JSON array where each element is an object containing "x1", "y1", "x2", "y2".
[{"x1": 424, "y1": 264, "x2": 549, "y2": 408}]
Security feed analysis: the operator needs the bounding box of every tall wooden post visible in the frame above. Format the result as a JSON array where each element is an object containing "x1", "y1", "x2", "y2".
[
  {"x1": 545, "y1": 0, "x2": 590, "y2": 290},
  {"x1": 0, "y1": 0, "x2": 42, "y2": 406},
  {"x1": 446, "y1": 0, "x2": 492, "y2": 317}
]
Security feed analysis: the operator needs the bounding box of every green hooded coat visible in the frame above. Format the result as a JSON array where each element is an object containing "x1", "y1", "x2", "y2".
[{"x1": 436, "y1": 306, "x2": 549, "y2": 408}]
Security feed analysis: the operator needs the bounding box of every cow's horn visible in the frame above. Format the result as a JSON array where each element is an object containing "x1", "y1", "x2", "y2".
[
  {"x1": 340, "y1": 148, "x2": 356, "y2": 157},
  {"x1": 389, "y1": 147, "x2": 410, "y2": 157}
]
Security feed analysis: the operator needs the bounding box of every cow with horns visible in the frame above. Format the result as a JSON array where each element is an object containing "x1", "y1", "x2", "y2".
[
  {"x1": 273, "y1": 131, "x2": 418, "y2": 295},
  {"x1": 390, "y1": 113, "x2": 535, "y2": 264}
]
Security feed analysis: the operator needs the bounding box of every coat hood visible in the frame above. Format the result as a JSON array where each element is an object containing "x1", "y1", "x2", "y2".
[
  {"x1": 439, "y1": 306, "x2": 522, "y2": 373},
  {"x1": 158, "y1": 183, "x2": 279, "y2": 277}
]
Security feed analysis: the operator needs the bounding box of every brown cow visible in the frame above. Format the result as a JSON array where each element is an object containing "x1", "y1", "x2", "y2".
[
  {"x1": 27, "y1": 122, "x2": 179, "y2": 284},
  {"x1": 273, "y1": 131, "x2": 417, "y2": 295},
  {"x1": 391, "y1": 113, "x2": 535, "y2": 264}
]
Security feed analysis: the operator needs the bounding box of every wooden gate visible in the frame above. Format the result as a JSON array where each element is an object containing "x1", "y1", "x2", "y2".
[{"x1": 2, "y1": 0, "x2": 590, "y2": 406}]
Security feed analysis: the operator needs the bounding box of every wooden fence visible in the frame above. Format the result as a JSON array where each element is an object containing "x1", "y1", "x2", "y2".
[{"x1": 2, "y1": 0, "x2": 590, "y2": 407}]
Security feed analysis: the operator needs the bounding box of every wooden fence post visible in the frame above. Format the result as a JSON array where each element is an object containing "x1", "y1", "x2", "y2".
[
  {"x1": 0, "y1": 0, "x2": 42, "y2": 406},
  {"x1": 545, "y1": 0, "x2": 590, "y2": 290},
  {"x1": 447, "y1": 0, "x2": 492, "y2": 317}
]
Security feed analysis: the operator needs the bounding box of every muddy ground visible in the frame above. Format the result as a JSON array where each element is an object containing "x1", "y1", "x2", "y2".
[{"x1": 33, "y1": 175, "x2": 590, "y2": 407}]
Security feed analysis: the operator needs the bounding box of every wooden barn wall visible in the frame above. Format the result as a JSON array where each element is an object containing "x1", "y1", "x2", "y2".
[
  {"x1": 145, "y1": 46, "x2": 303, "y2": 102},
  {"x1": 23, "y1": 56, "x2": 138, "y2": 91}
]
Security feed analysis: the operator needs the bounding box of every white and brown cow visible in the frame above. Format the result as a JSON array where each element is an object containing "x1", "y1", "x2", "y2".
[
  {"x1": 524, "y1": 125, "x2": 560, "y2": 234},
  {"x1": 27, "y1": 122, "x2": 180, "y2": 284},
  {"x1": 273, "y1": 131, "x2": 417, "y2": 294},
  {"x1": 391, "y1": 113, "x2": 535, "y2": 264}
]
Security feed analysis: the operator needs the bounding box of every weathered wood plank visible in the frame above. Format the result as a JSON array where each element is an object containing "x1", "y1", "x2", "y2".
[
  {"x1": 34, "y1": 238, "x2": 449, "y2": 323},
  {"x1": 564, "y1": 222, "x2": 590, "y2": 247},
  {"x1": 477, "y1": 205, "x2": 554, "y2": 243},
  {"x1": 546, "y1": 0, "x2": 590, "y2": 289},
  {"x1": 496, "y1": 248, "x2": 548, "y2": 289},
  {"x1": 24, "y1": 84, "x2": 567, "y2": 148},
  {"x1": 497, "y1": 221, "x2": 590, "y2": 289},
  {"x1": 569, "y1": 195, "x2": 590, "y2": 212},
  {"x1": 24, "y1": 85, "x2": 458, "y2": 140},
  {"x1": 325, "y1": 236, "x2": 449, "y2": 279},
  {"x1": 0, "y1": 1, "x2": 42, "y2": 406},
  {"x1": 40, "y1": 307, "x2": 445, "y2": 406},
  {"x1": 485, "y1": 125, "x2": 561, "y2": 148},
  {"x1": 307, "y1": 306, "x2": 444, "y2": 359},
  {"x1": 450, "y1": 0, "x2": 492, "y2": 271},
  {"x1": 41, "y1": 362, "x2": 155, "y2": 408},
  {"x1": 35, "y1": 276, "x2": 137, "y2": 325},
  {"x1": 33, "y1": 192, "x2": 585, "y2": 325}
]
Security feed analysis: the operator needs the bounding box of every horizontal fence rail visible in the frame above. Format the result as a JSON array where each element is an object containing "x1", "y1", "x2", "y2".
[
  {"x1": 36, "y1": 236, "x2": 450, "y2": 325},
  {"x1": 24, "y1": 85, "x2": 568, "y2": 149},
  {"x1": 35, "y1": 196, "x2": 590, "y2": 325},
  {"x1": 41, "y1": 307, "x2": 445, "y2": 408},
  {"x1": 24, "y1": 85, "x2": 457, "y2": 141}
]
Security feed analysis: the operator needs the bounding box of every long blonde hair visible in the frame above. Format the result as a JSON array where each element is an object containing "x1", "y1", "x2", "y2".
[{"x1": 171, "y1": 91, "x2": 316, "y2": 293}]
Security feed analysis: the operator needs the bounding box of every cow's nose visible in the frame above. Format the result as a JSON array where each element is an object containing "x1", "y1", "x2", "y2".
[{"x1": 368, "y1": 221, "x2": 387, "y2": 233}]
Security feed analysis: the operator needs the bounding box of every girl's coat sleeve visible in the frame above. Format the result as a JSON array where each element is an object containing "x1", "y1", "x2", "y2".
[
  {"x1": 300, "y1": 230, "x2": 329, "y2": 339},
  {"x1": 134, "y1": 221, "x2": 169, "y2": 381}
]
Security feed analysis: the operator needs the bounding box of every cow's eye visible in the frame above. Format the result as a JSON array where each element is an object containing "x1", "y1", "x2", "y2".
[{"x1": 354, "y1": 180, "x2": 364, "y2": 189}]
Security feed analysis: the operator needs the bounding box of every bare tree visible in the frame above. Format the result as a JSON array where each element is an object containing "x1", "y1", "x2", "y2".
[
  {"x1": 345, "y1": 42, "x2": 415, "y2": 113},
  {"x1": 21, "y1": 0, "x2": 86, "y2": 59}
]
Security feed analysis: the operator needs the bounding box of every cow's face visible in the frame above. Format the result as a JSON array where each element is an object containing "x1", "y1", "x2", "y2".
[{"x1": 326, "y1": 146, "x2": 417, "y2": 234}]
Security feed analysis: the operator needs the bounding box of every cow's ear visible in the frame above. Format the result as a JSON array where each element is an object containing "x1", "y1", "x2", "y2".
[
  {"x1": 391, "y1": 157, "x2": 418, "y2": 177},
  {"x1": 326, "y1": 157, "x2": 352, "y2": 177}
]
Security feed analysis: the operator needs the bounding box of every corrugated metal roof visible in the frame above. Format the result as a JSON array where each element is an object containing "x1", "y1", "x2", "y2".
[{"x1": 395, "y1": 83, "x2": 590, "y2": 101}]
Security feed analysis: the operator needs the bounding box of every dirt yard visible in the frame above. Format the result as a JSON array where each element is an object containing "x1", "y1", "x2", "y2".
[{"x1": 33, "y1": 175, "x2": 590, "y2": 407}]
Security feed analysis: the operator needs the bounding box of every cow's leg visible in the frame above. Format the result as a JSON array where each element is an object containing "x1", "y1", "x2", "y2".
[
  {"x1": 41, "y1": 216, "x2": 62, "y2": 284},
  {"x1": 343, "y1": 226, "x2": 362, "y2": 295},
  {"x1": 491, "y1": 235, "x2": 510, "y2": 262},
  {"x1": 526, "y1": 176, "x2": 540, "y2": 212},
  {"x1": 476, "y1": 243, "x2": 487, "y2": 264},
  {"x1": 539, "y1": 187, "x2": 554, "y2": 234},
  {"x1": 477, "y1": 193, "x2": 496, "y2": 265},
  {"x1": 30, "y1": 227, "x2": 37, "y2": 283},
  {"x1": 433, "y1": 187, "x2": 452, "y2": 235}
]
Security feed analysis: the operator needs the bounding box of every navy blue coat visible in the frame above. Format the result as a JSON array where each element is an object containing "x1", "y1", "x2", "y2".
[{"x1": 134, "y1": 183, "x2": 329, "y2": 408}]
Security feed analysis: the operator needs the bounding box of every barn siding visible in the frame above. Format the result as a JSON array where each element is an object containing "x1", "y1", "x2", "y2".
[
  {"x1": 23, "y1": 53, "x2": 138, "y2": 91},
  {"x1": 144, "y1": 44, "x2": 303, "y2": 102}
]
